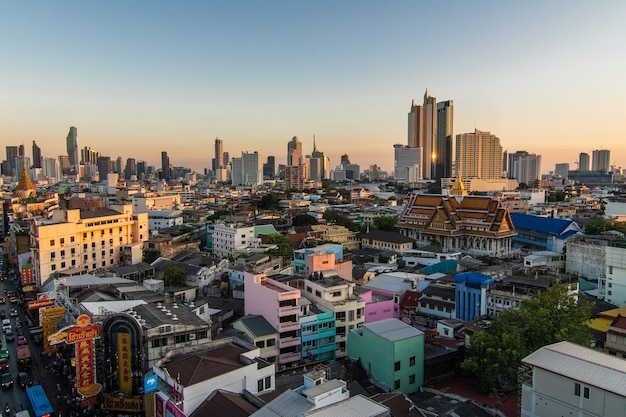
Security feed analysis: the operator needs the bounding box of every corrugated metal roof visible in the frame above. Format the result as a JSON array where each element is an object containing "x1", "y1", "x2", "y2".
[
  {"x1": 362, "y1": 318, "x2": 424, "y2": 342},
  {"x1": 250, "y1": 390, "x2": 313, "y2": 417},
  {"x1": 523, "y1": 341, "x2": 626, "y2": 396}
]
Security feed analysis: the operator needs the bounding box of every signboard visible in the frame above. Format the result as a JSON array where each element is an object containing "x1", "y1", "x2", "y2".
[
  {"x1": 155, "y1": 393, "x2": 165, "y2": 417},
  {"x1": 144, "y1": 375, "x2": 158, "y2": 394},
  {"x1": 166, "y1": 400, "x2": 186, "y2": 417},
  {"x1": 118, "y1": 333, "x2": 132, "y2": 393},
  {"x1": 28, "y1": 299, "x2": 55, "y2": 310},
  {"x1": 21, "y1": 265, "x2": 33, "y2": 285},
  {"x1": 41, "y1": 307, "x2": 65, "y2": 317},
  {"x1": 102, "y1": 394, "x2": 142, "y2": 412}
]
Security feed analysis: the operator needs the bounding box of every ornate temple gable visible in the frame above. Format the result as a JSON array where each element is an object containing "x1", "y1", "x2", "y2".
[{"x1": 427, "y1": 209, "x2": 454, "y2": 231}]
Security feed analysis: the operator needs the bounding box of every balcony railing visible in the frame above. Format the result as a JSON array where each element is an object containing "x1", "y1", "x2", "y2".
[
  {"x1": 278, "y1": 351, "x2": 301, "y2": 364},
  {"x1": 278, "y1": 336, "x2": 301, "y2": 349},
  {"x1": 277, "y1": 321, "x2": 300, "y2": 333},
  {"x1": 277, "y1": 305, "x2": 299, "y2": 317}
]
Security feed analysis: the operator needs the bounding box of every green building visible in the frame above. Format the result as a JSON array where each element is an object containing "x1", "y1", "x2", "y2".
[{"x1": 348, "y1": 318, "x2": 424, "y2": 395}]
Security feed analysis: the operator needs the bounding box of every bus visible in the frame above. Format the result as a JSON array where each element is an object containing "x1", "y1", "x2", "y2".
[
  {"x1": 17, "y1": 344, "x2": 32, "y2": 371},
  {"x1": 26, "y1": 385, "x2": 54, "y2": 417}
]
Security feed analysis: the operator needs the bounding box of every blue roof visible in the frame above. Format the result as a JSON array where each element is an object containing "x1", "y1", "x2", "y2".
[
  {"x1": 510, "y1": 213, "x2": 580, "y2": 237},
  {"x1": 455, "y1": 272, "x2": 493, "y2": 288}
]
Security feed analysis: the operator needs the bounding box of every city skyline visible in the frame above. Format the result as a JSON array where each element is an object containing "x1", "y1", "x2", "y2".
[{"x1": 2, "y1": 2, "x2": 626, "y2": 175}]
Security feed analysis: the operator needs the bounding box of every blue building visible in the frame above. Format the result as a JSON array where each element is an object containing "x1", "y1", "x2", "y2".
[
  {"x1": 510, "y1": 213, "x2": 582, "y2": 253},
  {"x1": 300, "y1": 308, "x2": 336, "y2": 363},
  {"x1": 455, "y1": 272, "x2": 494, "y2": 321}
]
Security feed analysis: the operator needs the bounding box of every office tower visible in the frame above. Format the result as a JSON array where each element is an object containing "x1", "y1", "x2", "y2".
[
  {"x1": 5, "y1": 146, "x2": 17, "y2": 176},
  {"x1": 215, "y1": 138, "x2": 224, "y2": 169},
  {"x1": 15, "y1": 157, "x2": 31, "y2": 181},
  {"x1": 32, "y1": 141, "x2": 42, "y2": 168},
  {"x1": 161, "y1": 151, "x2": 170, "y2": 180},
  {"x1": 66, "y1": 126, "x2": 79, "y2": 168},
  {"x1": 516, "y1": 154, "x2": 542, "y2": 186},
  {"x1": 287, "y1": 136, "x2": 303, "y2": 166},
  {"x1": 114, "y1": 157, "x2": 123, "y2": 174},
  {"x1": 554, "y1": 163, "x2": 569, "y2": 179},
  {"x1": 306, "y1": 155, "x2": 322, "y2": 183},
  {"x1": 223, "y1": 152, "x2": 229, "y2": 167},
  {"x1": 455, "y1": 129, "x2": 503, "y2": 180},
  {"x1": 125, "y1": 158, "x2": 137, "y2": 180},
  {"x1": 436, "y1": 100, "x2": 454, "y2": 179},
  {"x1": 59, "y1": 155, "x2": 71, "y2": 175},
  {"x1": 231, "y1": 152, "x2": 263, "y2": 186},
  {"x1": 592, "y1": 149, "x2": 610, "y2": 172},
  {"x1": 344, "y1": 164, "x2": 360, "y2": 180},
  {"x1": 578, "y1": 152, "x2": 590, "y2": 171},
  {"x1": 97, "y1": 156, "x2": 111, "y2": 181},
  {"x1": 408, "y1": 89, "x2": 438, "y2": 179},
  {"x1": 18, "y1": 144, "x2": 25, "y2": 157},
  {"x1": 81, "y1": 147, "x2": 100, "y2": 165},
  {"x1": 137, "y1": 161, "x2": 146, "y2": 179},
  {"x1": 311, "y1": 136, "x2": 329, "y2": 180},
  {"x1": 394, "y1": 144, "x2": 422, "y2": 183},
  {"x1": 507, "y1": 151, "x2": 529, "y2": 180},
  {"x1": 263, "y1": 156, "x2": 275, "y2": 180},
  {"x1": 502, "y1": 150, "x2": 508, "y2": 175},
  {"x1": 341, "y1": 154, "x2": 351, "y2": 165}
]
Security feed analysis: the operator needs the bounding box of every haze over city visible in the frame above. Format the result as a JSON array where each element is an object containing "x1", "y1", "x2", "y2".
[{"x1": 2, "y1": 1, "x2": 626, "y2": 174}]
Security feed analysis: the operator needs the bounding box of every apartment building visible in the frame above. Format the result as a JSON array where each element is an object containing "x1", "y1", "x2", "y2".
[{"x1": 30, "y1": 204, "x2": 148, "y2": 287}]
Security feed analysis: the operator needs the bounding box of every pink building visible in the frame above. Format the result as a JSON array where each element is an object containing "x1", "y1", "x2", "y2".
[
  {"x1": 355, "y1": 287, "x2": 399, "y2": 323},
  {"x1": 244, "y1": 272, "x2": 301, "y2": 366}
]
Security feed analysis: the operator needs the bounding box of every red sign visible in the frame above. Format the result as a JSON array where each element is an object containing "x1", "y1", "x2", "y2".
[
  {"x1": 21, "y1": 266, "x2": 33, "y2": 285},
  {"x1": 66, "y1": 324, "x2": 101, "y2": 344},
  {"x1": 28, "y1": 299, "x2": 55, "y2": 309}
]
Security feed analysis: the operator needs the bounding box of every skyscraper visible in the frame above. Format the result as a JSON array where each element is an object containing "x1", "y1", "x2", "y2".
[
  {"x1": 161, "y1": 151, "x2": 170, "y2": 180},
  {"x1": 516, "y1": 154, "x2": 542, "y2": 186},
  {"x1": 137, "y1": 160, "x2": 146, "y2": 179},
  {"x1": 5, "y1": 146, "x2": 17, "y2": 176},
  {"x1": 394, "y1": 144, "x2": 422, "y2": 183},
  {"x1": 215, "y1": 138, "x2": 224, "y2": 169},
  {"x1": 310, "y1": 136, "x2": 329, "y2": 180},
  {"x1": 125, "y1": 158, "x2": 137, "y2": 180},
  {"x1": 231, "y1": 151, "x2": 263, "y2": 186},
  {"x1": 554, "y1": 163, "x2": 569, "y2": 179},
  {"x1": 263, "y1": 156, "x2": 275, "y2": 180},
  {"x1": 592, "y1": 149, "x2": 610, "y2": 172},
  {"x1": 287, "y1": 136, "x2": 302, "y2": 166},
  {"x1": 408, "y1": 89, "x2": 442, "y2": 179},
  {"x1": 578, "y1": 152, "x2": 590, "y2": 171},
  {"x1": 456, "y1": 129, "x2": 503, "y2": 180},
  {"x1": 435, "y1": 100, "x2": 454, "y2": 179},
  {"x1": 97, "y1": 156, "x2": 111, "y2": 181},
  {"x1": 32, "y1": 141, "x2": 42, "y2": 168},
  {"x1": 66, "y1": 126, "x2": 79, "y2": 168}
]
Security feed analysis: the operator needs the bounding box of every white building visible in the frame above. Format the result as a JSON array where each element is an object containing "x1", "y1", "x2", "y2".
[
  {"x1": 393, "y1": 144, "x2": 421, "y2": 183},
  {"x1": 231, "y1": 151, "x2": 263, "y2": 186},
  {"x1": 145, "y1": 209, "x2": 184, "y2": 231},
  {"x1": 521, "y1": 341, "x2": 626, "y2": 417},
  {"x1": 211, "y1": 223, "x2": 256, "y2": 259}
]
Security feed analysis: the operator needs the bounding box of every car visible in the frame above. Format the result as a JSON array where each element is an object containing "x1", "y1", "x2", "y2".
[
  {"x1": 2, "y1": 318, "x2": 10, "y2": 332},
  {"x1": 9, "y1": 297, "x2": 19, "y2": 304},
  {"x1": 0, "y1": 348, "x2": 9, "y2": 359},
  {"x1": 0, "y1": 311, "x2": 5, "y2": 320},
  {"x1": 6, "y1": 291, "x2": 15, "y2": 298},
  {"x1": 5, "y1": 329, "x2": 14, "y2": 342},
  {"x1": 0, "y1": 297, "x2": 5, "y2": 304},
  {"x1": 17, "y1": 372, "x2": 31, "y2": 389},
  {"x1": 0, "y1": 358, "x2": 8, "y2": 371},
  {"x1": 8, "y1": 309, "x2": 17, "y2": 317},
  {"x1": 1, "y1": 372, "x2": 12, "y2": 389},
  {"x1": 17, "y1": 335, "x2": 27, "y2": 346}
]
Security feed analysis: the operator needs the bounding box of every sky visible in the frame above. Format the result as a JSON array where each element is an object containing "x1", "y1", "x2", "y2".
[{"x1": 1, "y1": 1, "x2": 626, "y2": 176}]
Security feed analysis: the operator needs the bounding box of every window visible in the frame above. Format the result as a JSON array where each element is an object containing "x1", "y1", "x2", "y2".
[
  {"x1": 50, "y1": 239, "x2": 55, "y2": 246},
  {"x1": 409, "y1": 356, "x2": 416, "y2": 366},
  {"x1": 71, "y1": 248, "x2": 76, "y2": 256},
  {"x1": 575, "y1": 383, "x2": 581, "y2": 396},
  {"x1": 60, "y1": 250, "x2": 65, "y2": 258},
  {"x1": 50, "y1": 253, "x2": 56, "y2": 261},
  {"x1": 583, "y1": 387, "x2": 590, "y2": 399},
  {"x1": 60, "y1": 238, "x2": 65, "y2": 245},
  {"x1": 256, "y1": 341, "x2": 265, "y2": 348},
  {"x1": 84, "y1": 244, "x2": 88, "y2": 250},
  {"x1": 257, "y1": 376, "x2": 271, "y2": 392},
  {"x1": 394, "y1": 380, "x2": 400, "y2": 390},
  {"x1": 332, "y1": 291, "x2": 341, "y2": 297},
  {"x1": 348, "y1": 310, "x2": 354, "y2": 321},
  {"x1": 51, "y1": 264, "x2": 56, "y2": 271},
  {"x1": 611, "y1": 334, "x2": 617, "y2": 343},
  {"x1": 70, "y1": 236, "x2": 75, "y2": 243},
  {"x1": 409, "y1": 374, "x2": 416, "y2": 384},
  {"x1": 394, "y1": 361, "x2": 401, "y2": 371},
  {"x1": 315, "y1": 290, "x2": 321, "y2": 297},
  {"x1": 83, "y1": 255, "x2": 88, "y2": 261},
  {"x1": 267, "y1": 339, "x2": 276, "y2": 347},
  {"x1": 60, "y1": 262, "x2": 66, "y2": 268}
]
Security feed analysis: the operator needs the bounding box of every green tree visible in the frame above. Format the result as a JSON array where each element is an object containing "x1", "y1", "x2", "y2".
[
  {"x1": 143, "y1": 250, "x2": 161, "y2": 264},
  {"x1": 292, "y1": 214, "x2": 318, "y2": 227},
  {"x1": 265, "y1": 233, "x2": 294, "y2": 259},
  {"x1": 336, "y1": 188, "x2": 351, "y2": 200},
  {"x1": 585, "y1": 219, "x2": 626, "y2": 235},
  {"x1": 259, "y1": 193, "x2": 282, "y2": 211},
  {"x1": 464, "y1": 284, "x2": 592, "y2": 393},
  {"x1": 372, "y1": 215, "x2": 398, "y2": 232},
  {"x1": 163, "y1": 266, "x2": 186, "y2": 287},
  {"x1": 323, "y1": 211, "x2": 360, "y2": 232}
]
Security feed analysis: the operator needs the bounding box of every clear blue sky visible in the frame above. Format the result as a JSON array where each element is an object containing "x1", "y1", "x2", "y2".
[{"x1": 2, "y1": 1, "x2": 626, "y2": 175}]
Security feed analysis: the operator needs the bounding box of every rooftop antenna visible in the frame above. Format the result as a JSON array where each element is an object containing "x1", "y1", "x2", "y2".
[{"x1": 313, "y1": 134, "x2": 317, "y2": 152}]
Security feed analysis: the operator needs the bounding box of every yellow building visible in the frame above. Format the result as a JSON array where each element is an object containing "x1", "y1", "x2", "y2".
[
  {"x1": 30, "y1": 204, "x2": 149, "y2": 287},
  {"x1": 311, "y1": 224, "x2": 360, "y2": 251}
]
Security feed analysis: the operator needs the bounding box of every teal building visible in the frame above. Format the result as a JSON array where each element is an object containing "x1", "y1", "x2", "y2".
[{"x1": 347, "y1": 318, "x2": 424, "y2": 395}]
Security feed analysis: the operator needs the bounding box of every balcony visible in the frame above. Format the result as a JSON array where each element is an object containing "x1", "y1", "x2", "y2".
[
  {"x1": 278, "y1": 351, "x2": 301, "y2": 364},
  {"x1": 278, "y1": 336, "x2": 301, "y2": 349},
  {"x1": 278, "y1": 305, "x2": 299, "y2": 317},
  {"x1": 277, "y1": 321, "x2": 300, "y2": 333}
]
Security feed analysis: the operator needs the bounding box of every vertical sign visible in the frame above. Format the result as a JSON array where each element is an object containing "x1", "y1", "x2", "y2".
[
  {"x1": 155, "y1": 392, "x2": 165, "y2": 417},
  {"x1": 118, "y1": 332, "x2": 132, "y2": 393},
  {"x1": 75, "y1": 339, "x2": 95, "y2": 394},
  {"x1": 21, "y1": 265, "x2": 33, "y2": 285}
]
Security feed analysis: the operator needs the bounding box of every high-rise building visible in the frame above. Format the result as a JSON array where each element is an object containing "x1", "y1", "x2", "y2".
[
  {"x1": 394, "y1": 144, "x2": 422, "y2": 183},
  {"x1": 66, "y1": 126, "x2": 79, "y2": 168},
  {"x1": 231, "y1": 151, "x2": 263, "y2": 186},
  {"x1": 115, "y1": 157, "x2": 123, "y2": 174},
  {"x1": 436, "y1": 100, "x2": 454, "y2": 179},
  {"x1": 310, "y1": 136, "x2": 329, "y2": 180},
  {"x1": 5, "y1": 146, "x2": 18, "y2": 176},
  {"x1": 516, "y1": 154, "x2": 542, "y2": 186},
  {"x1": 578, "y1": 152, "x2": 590, "y2": 171},
  {"x1": 340, "y1": 154, "x2": 351, "y2": 165},
  {"x1": 32, "y1": 141, "x2": 42, "y2": 169},
  {"x1": 81, "y1": 147, "x2": 100, "y2": 165},
  {"x1": 97, "y1": 156, "x2": 111, "y2": 181},
  {"x1": 161, "y1": 151, "x2": 170, "y2": 180},
  {"x1": 137, "y1": 160, "x2": 146, "y2": 179},
  {"x1": 263, "y1": 156, "x2": 275, "y2": 180},
  {"x1": 215, "y1": 138, "x2": 224, "y2": 169},
  {"x1": 125, "y1": 158, "x2": 137, "y2": 180},
  {"x1": 284, "y1": 165, "x2": 307, "y2": 190},
  {"x1": 592, "y1": 149, "x2": 611, "y2": 172},
  {"x1": 287, "y1": 136, "x2": 302, "y2": 166},
  {"x1": 43, "y1": 157, "x2": 60, "y2": 181},
  {"x1": 18, "y1": 144, "x2": 25, "y2": 157},
  {"x1": 507, "y1": 151, "x2": 529, "y2": 180},
  {"x1": 408, "y1": 89, "x2": 443, "y2": 179},
  {"x1": 456, "y1": 129, "x2": 503, "y2": 180},
  {"x1": 554, "y1": 163, "x2": 569, "y2": 179},
  {"x1": 306, "y1": 155, "x2": 322, "y2": 183},
  {"x1": 59, "y1": 155, "x2": 71, "y2": 175}
]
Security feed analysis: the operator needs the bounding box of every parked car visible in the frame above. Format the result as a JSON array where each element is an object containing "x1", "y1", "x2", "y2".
[
  {"x1": 2, "y1": 319, "x2": 11, "y2": 332},
  {"x1": 17, "y1": 372, "x2": 31, "y2": 388},
  {"x1": 17, "y1": 335, "x2": 27, "y2": 346},
  {"x1": 0, "y1": 358, "x2": 8, "y2": 371},
  {"x1": 0, "y1": 348, "x2": 9, "y2": 358},
  {"x1": 5, "y1": 329, "x2": 14, "y2": 342},
  {"x1": 9, "y1": 297, "x2": 19, "y2": 304},
  {"x1": 1, "y1": 372, "x2": 13, "y2": 388},
  {"x1": 0, "y1": 297, "x2": 5, "y2": 304},
  {"x1": 8, "y1": 309, "x2": 17, "y2": 317}
]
